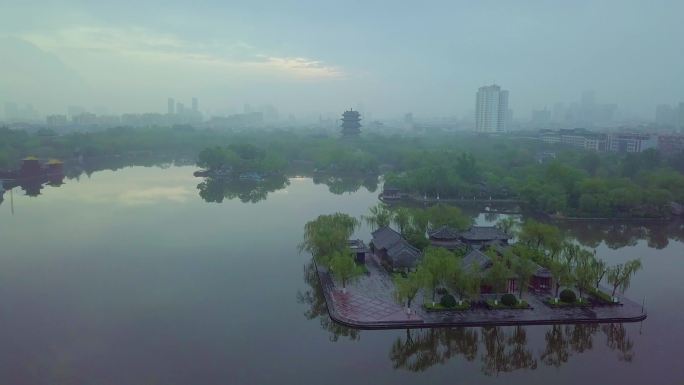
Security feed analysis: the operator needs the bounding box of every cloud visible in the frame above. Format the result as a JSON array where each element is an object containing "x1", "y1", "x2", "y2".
[
  {"x1": 118, "y1": 186, "x2": 193, "y2": 205},
  {"x1": 21, "y1": 26, "x2": 343, "y2": 80}
]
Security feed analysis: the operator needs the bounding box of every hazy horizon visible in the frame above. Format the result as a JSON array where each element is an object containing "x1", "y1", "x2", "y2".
[{"x1": 1, "y1": 1, "x2": 683, "y2": 120}]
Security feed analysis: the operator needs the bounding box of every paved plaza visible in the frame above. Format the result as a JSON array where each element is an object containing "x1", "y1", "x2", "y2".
[{"x1": 317, "y1": 254, "x2": 647, "y2": 329}]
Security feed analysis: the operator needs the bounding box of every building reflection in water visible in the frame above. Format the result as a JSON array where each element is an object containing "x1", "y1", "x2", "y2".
[
  {"x1": 299, "y1": 259, "x2": 636, "y2": 375},
  {"x1": 0, "y1": 174, "x2": 66, "y2": 201}
]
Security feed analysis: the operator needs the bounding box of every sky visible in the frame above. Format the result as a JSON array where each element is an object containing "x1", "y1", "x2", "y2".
[{"x1": 1, "y1": 0, "x2": 683, "y2": 119}]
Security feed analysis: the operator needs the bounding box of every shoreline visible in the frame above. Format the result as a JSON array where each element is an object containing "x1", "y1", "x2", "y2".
[{"x1": 316, "y1": 255, "x2": 647, "y2": 330}]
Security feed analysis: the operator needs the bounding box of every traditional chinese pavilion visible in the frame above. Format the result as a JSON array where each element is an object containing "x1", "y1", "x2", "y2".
[{"x1": 340, "y1": 109, "x2": 361, "y2": 136}]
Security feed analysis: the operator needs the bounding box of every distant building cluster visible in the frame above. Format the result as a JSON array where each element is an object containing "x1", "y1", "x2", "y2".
[
  {"x1": 655, "y1": 102, "x2": 684, "y2": 129},
  {"x1": 475, "y1": 84, "x2": 511, "y2": 133},
  {"x1": 41, "y1": 97, "x2": 203, "y2": 130},
  {"x1": 540, "y1": 128, "x2": 684, "y2": 155}
]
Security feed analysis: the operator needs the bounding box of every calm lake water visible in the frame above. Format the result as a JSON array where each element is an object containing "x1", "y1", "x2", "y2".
[{"x1": 1, "y1": 166, "x2": 682, "y2": 384}]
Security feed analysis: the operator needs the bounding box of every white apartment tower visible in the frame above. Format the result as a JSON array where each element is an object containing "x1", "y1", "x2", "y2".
[{"x1": 475, "y1": 84, "x2": 510, "y2": 132}]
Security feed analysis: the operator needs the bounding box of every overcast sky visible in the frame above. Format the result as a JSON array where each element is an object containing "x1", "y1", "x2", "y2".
[{"x1": 1, "y1": 0, "x2": 683, "y2": 119}]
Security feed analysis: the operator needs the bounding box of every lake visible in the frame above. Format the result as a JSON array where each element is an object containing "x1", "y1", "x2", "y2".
[{"x1": 0, "y1": 166, "x2": 682, "y2": 384}]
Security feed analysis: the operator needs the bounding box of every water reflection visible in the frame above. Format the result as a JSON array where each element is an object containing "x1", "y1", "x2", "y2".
[
  {"x1": 313, "y1": 173, "x2": 379, "y2": 195},
  {"x1": 391, "y1": 323, "x2": 634, "y2": 375},
  {"x1": 0, "y1": 174, "x2": 65, "y2": 200},
  {"x1": 196, "y1": 175, "x2": 290, "y2": 203},
  {"x1": 297, "y1": 261, "x2": 360, "y2": 341},
  {"x1": 558, "y1": 219, "x2": 684, "y2": 250},
  {"x1": 299, "y1": 257, "x2": 636, "y2": 375},
  {"x1": 390, "y1": 327, "x2": 479, "y2": 372}
]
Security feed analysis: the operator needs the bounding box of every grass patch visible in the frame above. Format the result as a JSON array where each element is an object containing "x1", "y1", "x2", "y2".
[
  {"x1": 423, "y1": 301, "x2": 471, "y2": 311},
  {"x1": 545, "y1": 297, "x2": 590, "y2": 308},
  {"x1": 485, "y1": 299, "x2": 530, "y2": 309},
  {"x1": 587, "y1": 287, "x2": 616, "y2": 304}
]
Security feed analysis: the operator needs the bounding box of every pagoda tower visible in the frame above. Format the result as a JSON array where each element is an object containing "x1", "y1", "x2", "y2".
[{"x1": 340, "y1": 109, "x2": 361, "y2": 136}]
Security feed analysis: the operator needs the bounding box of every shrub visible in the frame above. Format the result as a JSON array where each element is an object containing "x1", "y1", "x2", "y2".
[
  {"x1": 501, "y1": 293, "x2": 517, "y2": 306},
  {"x1": 559, "y1": 289, "x2": 577, "y2": 303},
  {"x1": 436, "y1": 287, "x2": 448, "y2": 295},
  {"x1": 440, "y1": 293, "x2": 457, "y2": 308}
]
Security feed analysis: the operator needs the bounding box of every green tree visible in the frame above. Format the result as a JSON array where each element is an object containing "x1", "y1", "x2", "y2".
[
  {"x1": 573, "y1": 251, "x2": 595, "y2": 300},
  {"x1": 496, "y1": 217, "x2": 518, "y2": 238},
  {"x1": 519, "y1": 219, "x2": 562, "y2": 252},
  {"x1": 392, "y1": 207, "x2": 413, "y2": 236},
  {"x1": 512, "y1": 255, "x2": 537, "y2": 299},
  {"x1": 421, "y1": 247, "x2": 458, "y2": 304},
  {"x1": 607, "y1": 259, "x2": 643, "y2": 297},
  {"x1": 393, "y1": 269, "x2": 425, "y2": 313},
  {"x1": 462, "y1": 265, "x2": 482, "y2": 302},
  {"x1": 485, "y1": 255, "x2": 511, "y2": 294},
  {"x1": 426, "y1": 204, "x2": 472, "y2": 231},
  {"x1": 363, "y1": 203, "x2": 392, "y2": 230},
  {"x1": 590, "y1": 256, "x2": 607, "y2": 289},
  {"x1": 299, "y1": 213, "x2": 359, "y2": 266},
  {"x1": 329, "y1": 251, "x2": 364, "y2": 292},
  {"x1": 549, "y1": 259, "x2": 572, "y2": 299}
]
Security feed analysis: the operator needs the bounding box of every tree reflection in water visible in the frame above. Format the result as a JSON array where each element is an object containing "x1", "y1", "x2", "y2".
[
  {"x1": 197, "y1": 175, "x2": 289, "y2": 203},
  {"x1": 390, "y1": 323, "x2": 634, "y2": 375},
  {"x1": 298, "y1": 258, "x2": 636, "y2": 373},
  {"x1": 558, "y1": 219, "x2": 684, "y2": 250},
  {"x1": 297, "y1": 261, "x2": 360, "y2": 342},
  {"x1": 389, "y1": 328, "x2": 479, "y2": 372},
  {"x1": 312, "y1": 173, "x2": 378, "y2": 195}
]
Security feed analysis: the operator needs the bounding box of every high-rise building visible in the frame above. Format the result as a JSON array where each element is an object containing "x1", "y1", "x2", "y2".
[
  {"x1": 475, "y1": 84, "x2": 509, "y2": 132},
  {"x1": 192, "y1": 97, "x2": 198, "y2": 112},
  {"x1": 176, "y1": 102, "x2": 185, "y2": 115},
  {"x1": 656, "y1": 104, "x2": 675, "y2": 126},
  {"x1": 531, "y1": 108, "x2": 551, "y2": 128},
  {"x1": 168, "y1": 98, "x2": 175, "y2": 114}
]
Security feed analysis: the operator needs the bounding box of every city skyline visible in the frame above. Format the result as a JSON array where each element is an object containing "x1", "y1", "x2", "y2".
[{"x1": 1, "y1": 1, "x2": 684, "y2": 119}]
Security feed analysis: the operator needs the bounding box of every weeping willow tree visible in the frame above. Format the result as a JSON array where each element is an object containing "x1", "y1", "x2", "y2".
[
  {"x1": 362, "y1": 203, "x2": 392, "y2": 230},
  {"x1": 299, "y1": 213, "x2": 359, "y2": 267}
]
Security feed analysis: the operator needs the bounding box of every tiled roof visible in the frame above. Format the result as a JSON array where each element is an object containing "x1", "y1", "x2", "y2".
[
  {"x1": 347, "y1": 239, "x2": 368, "y2": 253},
  {"x1": 428, "y1": 226, "x2": 460, "y2": 240},
  {"x1": 371, "y1": 226, "x2": 403, "y2": 250},
  {"x1": 372, "y1": 226, "x2": 422, "y2": 268},
  {"x1": 460, "y1": 226, "x2": 510, "y2": 241},
  {"x1": 386, "y1": 240, "x2": 422, "y2": 269},
  {"x1": 462, "y1": 249, "x2": 492, "y2": 270}
]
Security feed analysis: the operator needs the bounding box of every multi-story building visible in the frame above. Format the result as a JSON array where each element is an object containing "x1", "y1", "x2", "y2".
[
  {"x1": 475, "y1": 84, "x2": 509, "y2": 133},
  {"x1": 167, "y1": 98, "x2": 175, "y2": 114},
  {"x1": 656, "y1": 104, "x2": 676, "y2": 126},
  {"x1": 46, "y1": 114, "x2": 68, "y2": 126},
  {"x1": 607, "y1": 133, "x2": 657, "y2": 153},
  {"x1": 658, "y1": 135, "x2": 684, "y2": 156}
]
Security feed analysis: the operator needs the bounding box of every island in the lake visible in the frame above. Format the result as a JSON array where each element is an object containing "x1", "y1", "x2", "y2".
[{"x1": 302, "y1": 206, "x2": 647, "y2": 329}]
